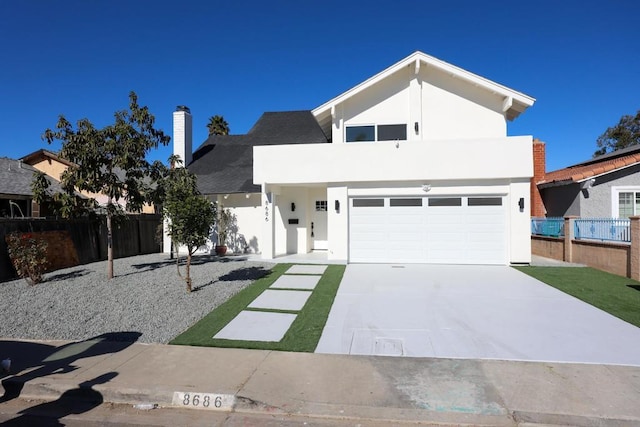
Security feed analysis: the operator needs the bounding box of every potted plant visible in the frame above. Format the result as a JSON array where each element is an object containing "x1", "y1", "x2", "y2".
[{"x1": 215, "y1": 206, "x2": 232, "y2": 256}]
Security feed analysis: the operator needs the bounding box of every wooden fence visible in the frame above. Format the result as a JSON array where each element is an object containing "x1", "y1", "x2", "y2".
[{"x1": 0, "y1": 215, "x2": 162, "y2": 282}]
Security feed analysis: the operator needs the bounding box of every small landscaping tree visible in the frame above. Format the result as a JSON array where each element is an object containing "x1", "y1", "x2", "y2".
[
  {"x1": 215, "y1": 204, "x2": 233, "y2": 254},
  {"x1": 39, "y1": 92, "x2": 170, "y2": 279},
  {"x1": 163, "y1": 157, "x2": 216, "y2": 292}
]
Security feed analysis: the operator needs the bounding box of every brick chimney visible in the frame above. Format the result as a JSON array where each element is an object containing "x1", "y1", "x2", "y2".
[
  {"x1": 531, "y1": 138, "x2": 546, "y2": 217},
  {"x1": 173, "y1": 106, "x2": 192, "y2": 167}
]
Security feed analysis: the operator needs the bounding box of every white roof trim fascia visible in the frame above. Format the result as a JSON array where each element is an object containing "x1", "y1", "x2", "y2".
[
  {"x1": 312, "y1": 51, "x2": 536, "y2": 117},
  {"x1": 575, "y1": 161, "x2": 640, "y2": 183}
]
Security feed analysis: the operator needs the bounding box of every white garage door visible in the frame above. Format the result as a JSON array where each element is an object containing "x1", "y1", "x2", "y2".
[{"x1": 349, "y1": 196, "x2": 507, "y2": 264}]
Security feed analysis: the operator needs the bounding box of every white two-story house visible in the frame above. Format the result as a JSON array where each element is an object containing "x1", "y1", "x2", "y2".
[{"x1": 171, "y1": 51, "x2": 535, "y2": 265}]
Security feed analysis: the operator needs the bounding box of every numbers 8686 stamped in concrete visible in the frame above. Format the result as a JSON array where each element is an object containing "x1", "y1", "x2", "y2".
[{"x1": 171, "y1": 391, "x2": 235, "y2": 411}]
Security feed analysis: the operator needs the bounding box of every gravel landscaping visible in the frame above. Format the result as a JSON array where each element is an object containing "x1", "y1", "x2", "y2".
[{"x1": 0, "y1": 253, "x2": 273, "y2": 344}]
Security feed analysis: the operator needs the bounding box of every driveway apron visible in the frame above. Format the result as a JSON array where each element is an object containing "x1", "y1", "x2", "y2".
[{"x1": 315, "y1": 264, "x2": 640, "y2": 366}]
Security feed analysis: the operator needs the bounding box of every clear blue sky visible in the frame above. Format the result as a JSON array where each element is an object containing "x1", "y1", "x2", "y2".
[{"x1": 1, "y1": 0, "x2": 638, "y2": 171}]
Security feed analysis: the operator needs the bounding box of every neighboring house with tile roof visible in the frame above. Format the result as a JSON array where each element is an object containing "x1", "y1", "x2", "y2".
[
  {"x1": 537, "y1": 145, "x2": 640, "y2": 218},
  {"x1": 172, "y1": 51, "x2": 536, "y2": 265},
  {"x1": 0, "y1": 157, "x2": 66, "y2": 218},
  {"x1": 21, "y1": 149, "x2": 157, "y2": 214}
]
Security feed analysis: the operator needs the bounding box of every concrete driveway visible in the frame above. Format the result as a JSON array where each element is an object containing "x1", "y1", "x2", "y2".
[{"x1": 315, "y1": 264, "x2": 640, "y2": 366}]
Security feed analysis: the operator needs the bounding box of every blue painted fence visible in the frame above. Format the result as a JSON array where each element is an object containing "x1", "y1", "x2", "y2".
[
  {"x1": 574, "y1": 218, "x2": 630, "y2": 243},
  {"x1": 531, "y1": 217, "x2": 564, "y2": 237},
  {"x1": 531, "y1": 217, "x2": 631, "y2": 243}
]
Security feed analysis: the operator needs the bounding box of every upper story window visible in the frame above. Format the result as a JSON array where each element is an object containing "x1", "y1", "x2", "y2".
[
  {"x1": 346, "y1": 126, "x2": 375, "y2": 142},
  {"x1": 378, "y1": 124, "x2": 407, "y2": 141},
  {"x1": 346, "y1": 124, "x2": 407, "y2": 142}
]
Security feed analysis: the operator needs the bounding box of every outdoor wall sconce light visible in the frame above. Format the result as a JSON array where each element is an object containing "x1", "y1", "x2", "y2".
[
  {"x1": 414, "y1": 122, "x2": 419, "y2": 134},
  {"x1": 335, "y1": 200, "x2": 340, "y2": 213},
  {"x1": 518, "y1": 197, "x2": 525, "y2": 211},
  {"x1": 291, "y1": 202, "x2": 296, "y2": 212}
]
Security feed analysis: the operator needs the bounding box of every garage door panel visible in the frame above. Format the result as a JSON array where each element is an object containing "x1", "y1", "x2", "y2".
[{"x1": 349, "y1": 196, "x2": 507, "y2": 264}]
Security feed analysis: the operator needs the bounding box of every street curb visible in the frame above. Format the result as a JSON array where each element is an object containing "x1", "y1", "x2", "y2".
[{"x1": 7, "y1": 377, "x2": 639, "y2": 427}]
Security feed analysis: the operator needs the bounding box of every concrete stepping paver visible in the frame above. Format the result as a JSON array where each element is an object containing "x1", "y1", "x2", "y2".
[
  {"x1": 248, "y1": 289, "x2": 312, "y2": 311},
  {"x1": 270, "y1": 275, "x2": 321, "y2": 290},
  {"x1": 286, "y1": 265, "x2": 327, "y2": 275},
  {"x1": 213, "y1": 311, "x2": 297, "y2": 342}
]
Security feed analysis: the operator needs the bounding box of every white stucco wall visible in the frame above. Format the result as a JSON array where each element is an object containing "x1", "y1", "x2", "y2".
[
  {"x1": 327, "y1": 185, "x2": 348, "y2": 261},
  {"x1": 420, "y1": 67, "x2": 506, "y2": 139},
  {"x1": 328, "y1": 64, "x2": 507, "y2": 144},
  {"x1": 254, "y1": 136, "x2": 533, "y2": 184},
  {"x1": 276, "y1": 187, "x2": 310, "y2": 255},
  {"x1": 509, "y1": 179, "x2": 532, "y2": 263},
  {"x1": 342, "y1": 67, "x2": 410, "y2": 128},
  {"x1": 220, "y1": 193, "x2": 262, "y2": 254},
  {"x1": 255, "y1": 136, "x2": 533, "y2": 264}
]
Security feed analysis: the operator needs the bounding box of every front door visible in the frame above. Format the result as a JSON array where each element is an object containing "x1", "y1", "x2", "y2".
[{"x1": 310, "y1": 191, "x2": 328, "y2": 250}]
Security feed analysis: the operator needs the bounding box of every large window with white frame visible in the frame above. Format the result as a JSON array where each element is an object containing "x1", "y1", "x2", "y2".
[
  {"x1": 345, "y1": 124, "x2": 407, "y2": 142},
  {"x1": 612, "y1": 187, "x2": 640, "y2": 218}
]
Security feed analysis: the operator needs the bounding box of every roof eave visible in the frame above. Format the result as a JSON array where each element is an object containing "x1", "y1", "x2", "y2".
[
  {"x1": 539, "y1": 160, "x2": 640, "y2": 189},
  {"x1": 20, "y1": 149, "x2": 76, "y2": 168},
  {"x1": 312, "y1": 51, "x2": 535, "y2": 118},
  {"x1": 537, "y1": 179, "x2": 576, "y2": 189}
]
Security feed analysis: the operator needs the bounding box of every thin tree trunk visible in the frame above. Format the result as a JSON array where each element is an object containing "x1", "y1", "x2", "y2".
[
  {"x1": 106, "y1": 198, "x2": 113, "y2": 279},
  {"x1": 186, "y1": 250, "x2": 192, "y2": 292},
  {"x1": 175, "y1": 242, "x2": 182, "y2": 278}
]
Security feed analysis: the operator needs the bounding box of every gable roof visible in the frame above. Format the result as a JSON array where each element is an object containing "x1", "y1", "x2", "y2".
[
  {"x1": 20, "y1": 149, "x2": 75, "y2": 169},
  {"x1": 0, "y1": 157, "x2": 65, "y2": 198},
  {"x1": 539, "y1": 145, "x2": 640, "y2": 188},
  {"x1": 312, "y1": 51, "x2": 536, "y2": 133},
  {"x1": 21, "y1": 148, "x2": 155, "y2": 189},
  {"x1": 189, "y1": 111, "x2": 329, "y2": 194}
]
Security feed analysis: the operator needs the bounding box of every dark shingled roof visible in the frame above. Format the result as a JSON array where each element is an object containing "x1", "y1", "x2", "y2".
[
  {"x1": 188, "y1": 111, "x2": 329, "y2": 194},
  {"x1": 0, "y1": 157, "x2": 65, "y2": 198}
]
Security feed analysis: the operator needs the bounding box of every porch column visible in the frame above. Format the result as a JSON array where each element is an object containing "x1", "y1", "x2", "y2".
[
  {"x1": 630, "y1": 216, "x2": 640, "y2": 281},
  {"x1": 563, "y1": 216, "x2": 577, "y2": 263},
  {"x1": 261, "y1": 185, "x2": 275, "y2": 259}
]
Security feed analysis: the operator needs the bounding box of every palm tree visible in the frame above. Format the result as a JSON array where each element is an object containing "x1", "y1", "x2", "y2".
[{"x1": 206, "y1": 115, "x2": 230, "y2": 136}]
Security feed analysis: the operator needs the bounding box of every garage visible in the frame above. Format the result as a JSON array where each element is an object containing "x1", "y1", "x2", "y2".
[{"x1": 349, "y1": 196, "x2": 507, "y2": 264}]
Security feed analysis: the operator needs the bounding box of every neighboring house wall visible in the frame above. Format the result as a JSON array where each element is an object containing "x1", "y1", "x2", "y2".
[
  {"x1": 24, "y1": 151, "x2": 156, "y2": 214},
  {"x1": 541, "y1": 184, "x2": 581, "y2": 217},
  {"x1": 583, "y1": 165, "x2": 640, "y2": 218},
  {"x1": 28, "y1": 157, "x2": 68, "y2": 181},
  {"x1": 541, "y1": 164, "x2": 640, "y2": 218}
]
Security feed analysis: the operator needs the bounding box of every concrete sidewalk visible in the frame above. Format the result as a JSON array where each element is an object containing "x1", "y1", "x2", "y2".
[{"x1": 1, "y1": 339, "x2": 639, "y2": 426}]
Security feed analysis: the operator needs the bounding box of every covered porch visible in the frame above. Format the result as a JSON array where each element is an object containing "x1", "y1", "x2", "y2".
[{"x1": 260, "y1": 184, "x2": 336, "y2": 260}]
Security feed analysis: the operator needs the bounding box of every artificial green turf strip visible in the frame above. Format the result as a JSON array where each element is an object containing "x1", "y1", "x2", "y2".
[
  {"x1": 169, "y1": 263, "x2": 290, "y2": 346},
  {"x1": 515, "y1": 266, "x2": 640, "y2": 328},
  {"x1": 170, "y1": 264, "x2": 346, "y2": 352}
]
